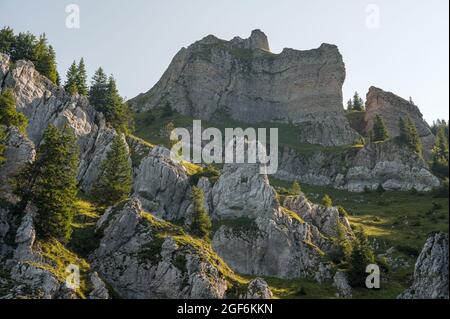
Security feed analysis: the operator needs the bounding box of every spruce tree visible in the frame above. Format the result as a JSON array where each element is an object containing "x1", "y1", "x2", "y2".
[
  {"x1": 0, "y1": 89, "x2": 28, "y2": 133},
  {"x1": 11, "y1": 32, "x2": 36, "y2": 61},
  {"x1": 89, "y1": 67, "x2": 109, "y2": 111},
  {"x1": 352, "y1": 92, "x2": 364, "y2": 111},
  {"x1": 190, "y1": 186, "x2": 212, "y2": 241},
  {"x1": 348, "y1": 228, "x2": 375, "y2": 287},
  {"x1": 91, "y1": 135, "x2": 132, "y2": 206},
  {"x1": 372, "y1": 115, "x2": 389, "y2": 142},
  {"x1": 64, "y1": 61, "x2": 79, "y2": 95},
  {"x1": 432, "y1": 125, "x2": 449, "y2": 178},
  {"x1": 0, "y1": 27, "x2": 15, "y2": 54},
  {"x1": 406, "y1": 117, "x2": 422, "y2": 155},
  {"x1": 14, "y1": 124, "x2": 79, "y2": 241},
  {"x1": 76, "y1": 58, "x2": 88, "y2": 96}
]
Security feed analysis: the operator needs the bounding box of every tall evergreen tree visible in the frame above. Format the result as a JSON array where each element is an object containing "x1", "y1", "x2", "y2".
[
  {"x1": 89, "y1": 67, "x2": 109, "y2": 110},
  {"x1": 432, "y1": 125, "x2": 449, "y2": 178},
  {"x1": 33, "y1": 35, "x2": 58, "y2": 84},
  {"x1": 0, "y1": 27, "x2": 16, "y2": 54},
  {"x1": 0, "y1": 89, "x2": 28, "y2": 133},
  {"x1": 348, "y1": 228, "x2": 375, "y2": 287},
  {"x1": 11, "y1": 31, "x2": 36, "y2": 61},
  {"x1": 76, "y1": 58, "x2": 88, "y2": 96},
  {"x1": 91, "y1": 135, "x2": 132, "y2": 206},
  {"x1": 352, "y1": 92, "x2": 364, "y2": 111},
  {"x1": 14, "y1": 124, "x2": 79, "y2": 241},
  {"x1": 190, "y1": 186, "x2": 212, "y2": 241},
  {"x1": 372, "y1": 115, "x2": 389, "y2": 142},
  {"x1": 405, "y1": 117, "x2": 422, "y2": 155},
  {"x1": 64, "y1": 61, "x2": 79, "y2": 95}
]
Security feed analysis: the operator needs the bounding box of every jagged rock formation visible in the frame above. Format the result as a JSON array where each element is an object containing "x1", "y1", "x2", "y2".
[
  {"x1": 398, "y1": 232, "x2": 449, "y2": 299},
  {"x1": 129, "y1": 30, "x2": 359, "y2": 146},
  {"x1": 210, "y1": 163, "x2": 348, "y2": 280},
  {"x1": 133, "y1": 146, "x2": 192, "y2": 220},
  {"x1": 241, "y1": 278, "x2": 273, "y2": 299},
  {"x1": 90, "y1": 198, "x2": 271, "y2": 299},
  {"x1": 0, "y1": 126, "x2": 35, "y2": 197},
  {"x1": 0, "y1": 53, "x2": 121, "y2": 192},
  {"x1": 277, "y1": 139, "x2": 440, "y2": 192},
  {"x1": 365, "y1": 87, "x2": 435, "y2": 154},
  {"x1": 0, "y1": 205, "x2": 109, "y2": 299}
]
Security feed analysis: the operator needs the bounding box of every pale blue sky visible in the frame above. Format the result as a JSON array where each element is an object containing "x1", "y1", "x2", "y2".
[{"x1": 1, "y1": 0, "x2": 448, "y2": 122}]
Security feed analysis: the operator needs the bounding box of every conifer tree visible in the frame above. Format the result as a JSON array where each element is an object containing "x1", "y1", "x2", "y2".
[
  {"x1": 321, "y1": 194, "x2": 333, "y2": 207},
  {"x1": 0, "y1": 27, "x2": 15, "y2": 54},
  {"x1": 91, "y1": 135, "x2": 132, "y2": 206},
  {"x1": 432, "y1": 125, "x2": 449, "y2": 178},
  {"x1": 89, "y1": 67, "x2": 109, "y2": 111},
  {"x1": 372, "y1": 115, "x2": 389, "y2": 142},
  {"x1": 64, "y1": 61, "x2": 79, "y2": 95},
  {"x1": 348, "y1": 228, "x2": 375, "y2": 287},
  {"x1": 14, "y1": 124, "x2": 79, "y2": 241},
  {"x1": 76, "y1": 58, "x2": 88, "y2": 96},
  {"x1": 352, "y1": 92, "x2": 364, "y2": 111},
  {"x1": 190, "y1": 186, "x2": 212, "y2": 241},
  {"x1": 0, "y1": 89, "x2": 28, "y2": 133}
]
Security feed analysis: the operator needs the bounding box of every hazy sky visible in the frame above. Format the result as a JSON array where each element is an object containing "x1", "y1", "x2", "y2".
[{"x1": 1, "y1": 0, "x2": 448, "y2": 122}]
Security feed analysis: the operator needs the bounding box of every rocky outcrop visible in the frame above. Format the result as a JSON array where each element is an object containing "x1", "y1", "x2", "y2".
[
  {"x1": 241, "y1": 278, "x2": 273, "y2": 299},
  {"x1": 0, "y1": 126, "x2": 35, "y2": 197},
  {"x1": 211, "y1": 163, "x2": 340, "y2": 280},
  {"x1": 90, "y1": 198, "x2": 234, "y2": 299},
  {"x1": 333, "y1": 271, "x2": 352, "y2": 298},
  {"x1": 277, "y1": 139, "x2": 440, "y2": 192},
  {"x1": 283, "y1": 194, "x2": 351, "y2": 238},
  {"x1": 130, "y1": 30, "x2": 359, "y2": 146},
  {"x1": 0, "y1": 55, "x2": 120, "y2": 191},
  {"x1": 398, "y1": 232, "x2": 449, "y2": 299},
  {"x1": 133, "y1": 146, "x2": 192, "y2": 220},
  {"x1": 365, "y1": 87, "x2": 435, "y2": 154}
]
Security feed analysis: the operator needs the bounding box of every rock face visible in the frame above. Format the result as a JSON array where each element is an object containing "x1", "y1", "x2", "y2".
[
  {"x1": 210, "y1": 163, "x2": 346, "y2": 280},
  {"x1": 241, "y1": 278, "x2": 273, "y2": 299},
  {"x1": 0, "y1": 54, "x2": 121, "y2": 191},
  {"x1": 90, "y1": 198, "x2": 230, "y2": 299},
  {"x1": 398, "y1": 232, "x2": 449, "y2": 299},
  {"x1": 277, "y1": 140, "x2": 440, "y2": 192},
  {"x1": 333, "y1": 271, "x2": 352, "y2": 298},
  {"x1": 133, "y1": 146, "x2": 192, "y2": 220},
  {"x1": 129, "y1": 30, "x2": 359, "y2": 146},
  {"x1": 0, "y1": 126, "x2": 35, "y2": 196},
  {"x1": 365, "y1": 87, "x2": 435, "y2": 154}
]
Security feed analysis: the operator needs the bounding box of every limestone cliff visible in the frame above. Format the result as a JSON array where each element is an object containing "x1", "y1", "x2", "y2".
[{"x1": 129, "y1": 30, "x2": 359, "y2": 146}]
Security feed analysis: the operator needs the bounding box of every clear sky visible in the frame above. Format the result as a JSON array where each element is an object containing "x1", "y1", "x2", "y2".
[{"x1": 1, "y1": 0, "x2": 448, "y2": 123}]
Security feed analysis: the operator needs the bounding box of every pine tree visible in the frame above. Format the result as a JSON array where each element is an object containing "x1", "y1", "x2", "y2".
[
  {"x1": 432, "y1": 125, "x2": 449, "y2": 178},
  {"x1": 11, "y1": 31, "x2": 36, "y2": 61},
  {"x1": 89, "y1": 67, "x2": 109, "y2": 111},
  {"x1": 0, "y1": 89, "x2": 28, "y2": 133},
  {"x1": 64, "y1": 61, "x2": 79, "y2": 95},
  {"x1": 91, "y1": 135, "x2": 132, "y2": 206},
  {"x1": 372, "y1": 115, "x2": 389, "y2": 142},
  {"x1": 0, "y1": 27, "x2": 16, "y2": 54},
  {"x1": 190, "y1": 186, "x2": 212, "y2": 241},
  {"x1": 33, "y1": 35, "x2": 58, "y2": 84},
  {"x1": 348, "y1": 228, "x2": 375, "y2": 287},
  {"x1": 76, "y1": 58, "x2": 88, "y2": 96},
  {"x1": 352, "y1": 92, "x2": 364, "y2": 111},
  {"x1": 14, "y1": 124, "x2": 79, "y2": 241},
  {"x1": 321, "y1": 194, "x2": 333, "y2": 207},
  {"x1": 405, "y1": 117, "x2": 422, "y2": 155},
  {"x1": 291, "y1": 181, "x2": 301, "y2": 195}
]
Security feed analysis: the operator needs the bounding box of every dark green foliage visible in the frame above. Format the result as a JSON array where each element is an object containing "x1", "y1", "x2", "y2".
[
  {"x1": 189, "y1": 164, "x2": 220, "y2": 185},
  {"x1": 0, "y1": 89, "x2": 28, "y2": 133},
  {"x1": 431, "y1": 123, "x2": 449, "y2": 178},
  {"x1": 321, "y1": 194, "x2": 333, "y2": 207},
  {"x1": 89, "y1": 70, "x2": 133, "y2": 133},
  {"x1": 0, "y1": 28, "x2": 58, "y2": 84},
  {"x1": 14, "y1": 124, "x2": 79, "y2": 241},
  {"x1": 433, "y1": 178, "x2": 449, "y2": 198},
  {"x1": 76, "y1": 58, "x2": 88, "y2": 96},
  {"x1": 376, "y1": 184, "x2": 385, "y2": 193},
  {"x1": 398, "y1": 116, "x2": 422, "y2": 155},
  {"x1": 64, "y1": 61, "x2": 79, "y2": 95},
  {"x1": 189, "y1": 186, "x2": 212, "y2": 241},
  {"x1": 372, "y1": 115, "x2": 389, "y2": 142},
  {"x1": 91, "y1": 135, "x2": 132, "y2": 206},
  {"x1": 348, "y1": 228, "x2": 375, "y2": 287},
  {"x1": 351, "y1": 92, "x2": 365, "y2": 111}
]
